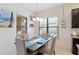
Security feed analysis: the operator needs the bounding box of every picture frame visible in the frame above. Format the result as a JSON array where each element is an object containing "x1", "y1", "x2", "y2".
[{"x1": 0, "y1": 9, "x2": 13, "y2": 27}]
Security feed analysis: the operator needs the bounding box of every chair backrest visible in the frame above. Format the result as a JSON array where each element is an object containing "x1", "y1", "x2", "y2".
[
  {"x1": 15, "y1": 37, "x2": 26, "y2": 55},
  {"x1": 43, "y1": 37, "x2": 56, "y2": 55},
  {"x1": 16, "y1": 31, "x2": 28, "y2": 40},
  {"x1": 48, "y1": 37, "x2": 56, "y2": 51},
  {"x1": 41, "y1": 33, "x2": 48, "y2": 38},
  {"x1": 15, "y1": 31, "x2": 29, "y2": 55},
  {"x1": 21, "y1": 31, "x2": 29, "y2": 40},
  {"x1": 51, "y1": 37, "x2": 56, "y2": 51}
]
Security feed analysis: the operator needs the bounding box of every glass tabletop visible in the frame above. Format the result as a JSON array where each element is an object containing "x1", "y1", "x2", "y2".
[{"x1": 25, "y1": 37, "x2": 48, "y2": 47}]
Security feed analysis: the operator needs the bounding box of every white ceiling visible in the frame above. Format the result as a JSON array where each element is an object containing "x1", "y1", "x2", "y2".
[
  {"x1": 14, "y1": 3, "x2": 63, "y2": 13},
  {"x1": 0, "y1": 3, "x2": 63, "y2": 13}
]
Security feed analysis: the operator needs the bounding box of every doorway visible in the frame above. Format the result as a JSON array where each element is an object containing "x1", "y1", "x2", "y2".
[{"x1": 16, "y1": 15, "x2": 27, "y2": 33}]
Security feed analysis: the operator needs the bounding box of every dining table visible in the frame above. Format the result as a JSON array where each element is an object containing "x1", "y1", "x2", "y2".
[{"x1": 25, "y1": 37, "x2": 52, "y2": 52}]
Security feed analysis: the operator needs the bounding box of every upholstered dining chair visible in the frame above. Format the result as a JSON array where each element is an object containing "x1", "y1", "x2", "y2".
[
  {"x1": 38, "y1": 37, "x2": 56, "y2": 55},
  {"x1": 41, "y1": 33, "x2": 48, "y2": 39}
]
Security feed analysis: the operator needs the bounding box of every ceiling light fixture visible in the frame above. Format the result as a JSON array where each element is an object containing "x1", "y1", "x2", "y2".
[{"x1": 30, "y1": 4, "x2": 40, "y2": 22}]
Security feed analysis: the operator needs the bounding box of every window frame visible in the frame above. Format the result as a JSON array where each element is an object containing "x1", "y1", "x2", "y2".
[{"x1": 39, "y1": 17, "x2": 59, "y2": 37}]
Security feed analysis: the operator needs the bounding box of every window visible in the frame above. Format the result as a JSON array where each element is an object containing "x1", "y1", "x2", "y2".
[
  {"x1": 40, "y1": 18, "x2": 47, "y2": 27},
  {"x1": 40, "y1": 28, "x2": 47, "y2": 35},
  {"x1": 48, "y1": 17, "x2": 58, "y2": 26},
  {"x1": 40, "y1": 17, "x2": 59, "y2": 37},
  {"x1": 48, "y1": 27, "x2": 58, "y2": 37},
  {"x1": 40, "y1": 18, "x2": 47, "y2": 35},
  {"x1": 48, "y1": 17, "x2": 58, "y2": 37}
]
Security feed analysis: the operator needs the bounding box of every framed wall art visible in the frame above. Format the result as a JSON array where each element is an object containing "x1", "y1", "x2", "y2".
[{"x1": 0, "y1": 9, "x2": 13, "y2": 27}]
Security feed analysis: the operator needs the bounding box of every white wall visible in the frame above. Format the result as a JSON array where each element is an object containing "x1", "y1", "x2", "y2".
[
  {"x1": 0, "y1": 4, "x2": 40, "y2": 54},
  {"x1": 27, "y1": 16, "x2": 39, "y2": 39},
  {"x1": 0, "y1": 4, "x2": 31, "y2": 54},
  {"x1": 0, "y1": 13, "x2": 16, "y2": 54},
  {"x1": 33, "y1": 4, "x2": 79, "y2": 50}
]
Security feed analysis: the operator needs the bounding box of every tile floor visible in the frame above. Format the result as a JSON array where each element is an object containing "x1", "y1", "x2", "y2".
[
  {"x1": 55, "y1": 38, "x2": 73, "y2": 55},
  {"x1": 55, "y1": 46, "x2": 72, "y2": 55}
]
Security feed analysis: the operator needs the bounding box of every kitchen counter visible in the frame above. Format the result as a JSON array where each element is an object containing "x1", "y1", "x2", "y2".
[
  {"x1": 76, "y1": 44, "x2": 79, "y2": 55},
  {"x1": 72, "y1": 38, "x2": 79, "y2": 55},
  {"x1": 72, "y1": 36, "x2": 79, "y2": 39}
]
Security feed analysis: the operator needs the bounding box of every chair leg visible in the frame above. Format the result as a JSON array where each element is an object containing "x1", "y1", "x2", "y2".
[{"x1": 53, "y1": 51, "x2": 55, "y2": 55}]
